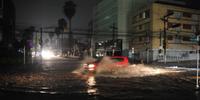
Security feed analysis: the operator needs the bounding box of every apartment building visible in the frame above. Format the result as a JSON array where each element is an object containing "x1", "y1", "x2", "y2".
[
  {"x1": 94, "y1": 0, "x2": 186, "y2": 57},
  {"x1": 128, "y1": 1, "x2": 200, "y2": 62}
]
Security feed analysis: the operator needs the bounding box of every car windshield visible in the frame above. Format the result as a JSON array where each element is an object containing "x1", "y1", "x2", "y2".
[
  {"x1": 95, "y1": 57, "x2": 103, "y2": 63},
  {"x1": 111, "y1": 58, "x2": 124, "y2": 62}
]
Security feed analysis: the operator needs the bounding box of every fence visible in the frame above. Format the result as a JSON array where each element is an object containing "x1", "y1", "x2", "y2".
[{"x1": 139, "y1": 49, "x2": 197, "y2": 63}]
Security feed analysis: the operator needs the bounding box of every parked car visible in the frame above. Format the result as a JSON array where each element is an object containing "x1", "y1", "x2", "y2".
[{"x1": 82, "y1": 56, "x2": 129, "y2": 72}]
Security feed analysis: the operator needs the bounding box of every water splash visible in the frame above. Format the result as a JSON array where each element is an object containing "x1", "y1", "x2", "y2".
[
  {"x1": 73, "y1": 56, "x2": 183, "y2": 78},
  {"x1": 72, "y1": 56, "x2": 97, "y2": 74},
  {"x1": 96, "y1": 64, "x2": 183, "y2": 78}
]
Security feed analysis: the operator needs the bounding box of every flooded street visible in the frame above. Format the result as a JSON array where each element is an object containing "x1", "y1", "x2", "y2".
[{"x1": 0, "y1": 57, "x2": 199, "y2": 100}]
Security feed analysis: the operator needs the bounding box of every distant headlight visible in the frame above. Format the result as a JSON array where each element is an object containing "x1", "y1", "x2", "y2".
[{"x1": 42, "y1": 50, "x2": 54, "y2": 59}]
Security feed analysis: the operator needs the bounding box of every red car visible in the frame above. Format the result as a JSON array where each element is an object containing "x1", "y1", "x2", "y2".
[{"x1": 82, "y1": 56, "x2": 129, "y2": 72}]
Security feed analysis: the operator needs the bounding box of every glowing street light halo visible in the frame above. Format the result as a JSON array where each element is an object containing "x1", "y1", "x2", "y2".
[{"x1": 41, "y1": 50, "x2": 55, "y2": 59}]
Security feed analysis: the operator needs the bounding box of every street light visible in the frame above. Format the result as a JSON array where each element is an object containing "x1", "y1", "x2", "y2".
[
  {"x1": 161, "y1": 11, "x2": 174, "y2": 64},
  {"x1": 196, "y1": 35, "x2": 200, "y2": 90},
  {"x1": 194, "y1": 24, "x2": 200, "y2": 90},
  {"x1": 110, "y1": 23, "x2": 118, "y2": 56},
  {"x1": 40, "y1": 28, "x2": 43, "y2": 61}
]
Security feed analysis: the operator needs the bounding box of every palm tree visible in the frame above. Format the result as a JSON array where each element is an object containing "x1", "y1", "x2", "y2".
[{"x1": 63, "y1": 0, "x2": 76, "y2": 49}]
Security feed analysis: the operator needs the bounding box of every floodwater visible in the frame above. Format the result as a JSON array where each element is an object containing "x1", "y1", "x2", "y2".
[{"x1": 0, "y1": 57, "x2": 199, "y2": 100}]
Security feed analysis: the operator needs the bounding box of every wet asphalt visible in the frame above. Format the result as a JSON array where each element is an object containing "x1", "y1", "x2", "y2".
[{"x1": 0, "y1": 57, "x2": 200, "y2": 100}]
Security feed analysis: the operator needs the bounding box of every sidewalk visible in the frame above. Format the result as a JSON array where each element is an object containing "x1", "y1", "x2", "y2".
[{"x1": 150, "y1": 60, "x2": 197, "y2": 68}]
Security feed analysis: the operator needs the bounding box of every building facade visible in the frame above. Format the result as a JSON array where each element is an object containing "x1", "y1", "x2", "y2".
[
  {"x1": 128, "y1": 2, "x2": 200, "y2": 62},
  {"x1": 94, "y1": 0, "x2": 131, "y2": 55},
  {"x1": 93, "y1": 0, "x2": 186, "y2": 57}
]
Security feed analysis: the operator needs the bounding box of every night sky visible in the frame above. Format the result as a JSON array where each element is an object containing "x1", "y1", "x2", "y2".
[{"x1": 13, "y1": 0, "x2": 96, "y2": 29}]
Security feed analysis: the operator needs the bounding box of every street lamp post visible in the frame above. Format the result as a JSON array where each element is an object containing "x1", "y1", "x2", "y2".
[
  {"x1": 110, "y1": 23, "x2": 118, "y2": 56},
  {"x1": 161, "y1": 11, "x2": 174, "y2": 64},
  {"x1": 163, "y1": 17, "x2": 167, "y2": 64},
  {"x1": 196, "y1": 35, "x2": 199, "y2": 90},
  {"x1": 193, "y1": 24, "x2": 200, "y2": 90},
  {"x1": 90, "y1": 21, "x2": 94, "y2": 57},
  {"x1": 40, "y1": 28, "x2": 43, "y2": 63}
]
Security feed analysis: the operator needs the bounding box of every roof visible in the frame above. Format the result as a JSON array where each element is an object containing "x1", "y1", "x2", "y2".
[{"x1": 154, "y1": 1, "x2": 200, "y2": 10}]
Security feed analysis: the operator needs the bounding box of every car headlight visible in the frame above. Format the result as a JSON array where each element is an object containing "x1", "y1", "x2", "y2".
[
  {"x1": 83, "y1": 64, "x2": 88, "y2": 67},
  {"x1": 88, "y1": 64, "x2": 95, "y2": 68}
]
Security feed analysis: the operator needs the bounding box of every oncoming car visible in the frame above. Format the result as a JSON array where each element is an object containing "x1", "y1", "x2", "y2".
[{"x1": 82, "y1": 56, "x2": 129, "y2": 72}]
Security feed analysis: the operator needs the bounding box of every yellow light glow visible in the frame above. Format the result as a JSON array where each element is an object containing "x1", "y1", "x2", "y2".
[{"x1": 86, "y1": 76, "x2": 98, "y2": 95}]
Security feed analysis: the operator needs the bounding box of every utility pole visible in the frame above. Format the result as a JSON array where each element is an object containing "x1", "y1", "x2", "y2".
[
  {"x1": 89, "y1": 20, "x2": 94, "y2": 57},
  {"x1": 111, "y1": 23, "x2": 117, "y2": 40},
  {"x1": 110, "y1": 23, "x2": 118, "y2": 56},
  {"x1": 34, "y1": 31, "x2": 38, "y2": 63},
  {"x1": 90, "y1": 8, "x2": 96, "y2": 58},
  {"x1": 61, "y1": 29, "x2": 64, "y2": 56},
  {"x1": 23, "y1": 46, "x2": 26, "y2": 64},
  {"x1": 196, "y1": 35, "x2": 199, "y2": 90},
  {"x1": 163, "y1": 17, "x2": 167, "y2": 64},
  {"x1": 146, "y1": 30, "x2": 150, "y2": 64},
  {"x1": 40, "y1": 28, "x2": 43, "y2": 62},
  {"x1": 161, "y1": 11, "x2": 174, "y2": 64},
  {"x1": 195, "y1": 23, "x2": 200, "y2": 90}
]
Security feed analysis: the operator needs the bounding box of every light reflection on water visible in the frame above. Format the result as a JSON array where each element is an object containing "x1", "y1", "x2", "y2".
[{"x1": 86, "y1": 75, "x2": 98, "y2": 95}]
